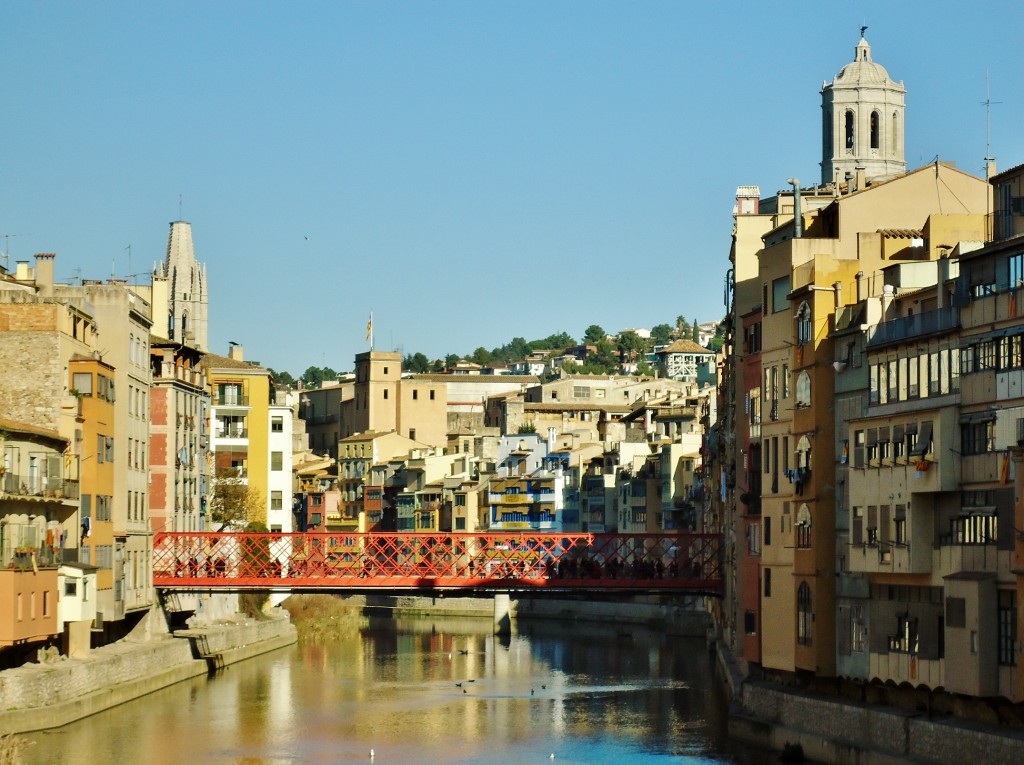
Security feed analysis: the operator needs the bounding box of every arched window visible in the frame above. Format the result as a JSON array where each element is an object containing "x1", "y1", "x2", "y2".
[
  {"x1": 891, "y1": 111, "x2": 898, "y2": 155},
  {"x1": 796, "y1": 302, "x2": 812, "y2": 345},
  {"x1": 870, "y1": 111, "x2": 880, "y2": 150},
  {"x1": 845, "y1": 110, "x2": 855, "y2": 150},
  {"x1": 797, "y1": 504, "x2": 812, "y2": 548},
  {"x1": 181, "y1": 312, "x2": 189, "y2": 340},
  {"x1": 797, "y1": 582, "x2": 813, "y2": 645},
  {"x1": 796, "y1": 371, "x2": 811, "y2": 408},
  {"x1": 168, "y1": 311, "x2": 175, "y2": 340},
  {"x1": 129, "y1": 333, "x2": 135, "y2": 364}
]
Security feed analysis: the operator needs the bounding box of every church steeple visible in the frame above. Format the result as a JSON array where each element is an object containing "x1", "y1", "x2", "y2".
[
  {"x1": 820, "y1": 32, "x2": 906, "y2": 186},
  {"x1": 162, "y1": 221, "x2": 209, "y2": 351}
]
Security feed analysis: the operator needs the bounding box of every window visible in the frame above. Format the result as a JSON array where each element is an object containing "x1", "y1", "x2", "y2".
[
  {"x1": 764, "y1": 567, "x2": 772, "y2": 597},
  {"x1": 409, "y1": 429, "x2": 416, "y2": 441},
  {"x1": 772, "y1": 276, "x2": 791, "y2": 314},
  {"x1": 870, "y1": 111, "x2": 879, "y2": 149},
  {"x1": 747, "y1": 523, "x2": 762, "y2": 555},
  {"x1": 795, "y1": 371, "x2": 811, "y2": 407},
  {"x1": 845, "y1": 110, "x2": 855, "y2": 150},
  {"x1": 998, "y1": 590, "x2": 1016, "y2": 666},
  {"x1": 797, "y1": 582, "x2": 812, "y2": 645},
  {"x1": 961, "y1": 419, "x2": 995, "y2": 455},
  {"x1": 65, "y1": 579, "x2": 78, "y2": 597},
  {"x1": 1010, "y1": 253, "x2": 1024, "y2": 290},
  {"x1": 383, "y1": 389, "x2": 388, "y2": 399},
  {"x1": 271, "y1": 452, "x2": 283, "y2": 471},
  {"x1": 72, "y1": 372, "x2": 92, "y2": 396},
  {"x1": 455, "y1": 517, "x2": 466, "y2": 531},
  {"x1": 796, "y1": 302, "x2": 812, "y2": 345},
  {"x1": 271, "y1": 491, "x2": 283, "y2": 510},
  {"x1": 272, "y1": 416, "x2": 283, "y2": 433},
  {"x1": 764, "y1": 516, "x2": 772, "y2": 546},
  {"x1": 430, "y1": 390, "x2": 435, "y2": 400},
  {"x1": 744, "y1": 611, "x2": 757, "y2": 635},
  {"x1": 891, "y1": 615, "x2": 918, "y2": 654},
  {"x1": 413, "y1": 390, "x2": 418, "y2": 400},
  {"x1": 796, "y1": 505, "x2": 812, "y2": 548},
  {"x1": 851, "y1": 605, "x2": 866, "y2": 653}
]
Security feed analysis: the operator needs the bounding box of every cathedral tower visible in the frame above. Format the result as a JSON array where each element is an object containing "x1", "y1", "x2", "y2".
[
  {"x1": 152, "y1": 221, "x2": 209, "y2": 350},
  {"x1": 820, "y1": 32, "x2": 906, "y2": 185}
]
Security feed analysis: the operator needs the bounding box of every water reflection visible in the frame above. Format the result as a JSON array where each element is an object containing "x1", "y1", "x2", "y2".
[{"x1": 23, "y1": 613, "x2": 768, "y2": 765}]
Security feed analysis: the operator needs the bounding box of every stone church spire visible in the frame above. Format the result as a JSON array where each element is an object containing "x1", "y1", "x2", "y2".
[
  {"x1": 820, "y1": 32, "x2": 906, "y2": 186},
  {"x1": 161, "y1": 221, "x2": 209, "y2": 351}
]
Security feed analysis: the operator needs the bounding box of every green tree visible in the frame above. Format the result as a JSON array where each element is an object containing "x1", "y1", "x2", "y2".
[
  {"x1": 616, "y1": 330, "x2": 648, "y2": 359},
  {"x1": 300, "y1": 366, "x2": 338, "y2": 388},
  {"x1": 692, "y1": 317, "x2": 700, "y2": 343},
  {"x1": 636, "y1": 359, "x2": 655, "y2": 377},
  {"x1": 209, "y1": 468, "x2": 267, "y2": 531},
  {"x1": 676, "y1": 315, "x2": 688, "y2": 337},
  {"x1": 583, "y1": 324, "x2": 606, "y2": 346},
  {"x1": 471, "y1": 347, "x2": 492, "y2": 366},
  {"x1": 445, "y1": 354, "x2": 461, "y2": 370},
  {"x1": 403, "y1": 352, "x2": 430, "y2": 373},
  {"x1": 650, "y1": 323, "x2": 673, "y2": 346}
]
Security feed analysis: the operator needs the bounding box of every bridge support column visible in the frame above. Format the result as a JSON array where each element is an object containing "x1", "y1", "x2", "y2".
[{"x1": 493, "y1": 593, "x2": 512, "y2": 636}]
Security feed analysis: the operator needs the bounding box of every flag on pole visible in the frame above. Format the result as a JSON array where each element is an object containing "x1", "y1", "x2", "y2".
[{"x1": 366, "y1": 311, "x2": 373, "y2": 346}]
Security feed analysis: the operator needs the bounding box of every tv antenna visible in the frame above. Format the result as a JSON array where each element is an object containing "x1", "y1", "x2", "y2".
[
  {"x1": 982, "y1": 69, "x2": 1001, "y2": 177},
  {"x1": 0, "y1": 233, "x2": 29, "y2": 270}
]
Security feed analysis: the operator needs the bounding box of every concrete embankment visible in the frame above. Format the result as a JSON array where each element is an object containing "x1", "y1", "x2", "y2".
[
  {"x1": 0, "y1": 609, "x2": 296, "y2": 735},
  {"x1": 714, "y1": 640, "x2": 1024, "y2": 765},
  {"x1": 351, "y1": 593, "x2": 711, "y2": 636}
]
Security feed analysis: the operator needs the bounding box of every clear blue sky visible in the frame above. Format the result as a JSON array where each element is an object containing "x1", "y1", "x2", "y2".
[{"x1": 3, "y1": 1, "x2": 1022, "y2": 376}]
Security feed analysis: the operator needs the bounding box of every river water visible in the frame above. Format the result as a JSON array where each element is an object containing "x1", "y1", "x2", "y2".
[{"x1": 22, "y1": 612, "x2": 774, "y2": 765}]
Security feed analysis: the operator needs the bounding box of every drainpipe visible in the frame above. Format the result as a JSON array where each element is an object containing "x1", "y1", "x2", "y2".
[{"x1": 787, "y1": 178, "x2": 802, "y2": 238}]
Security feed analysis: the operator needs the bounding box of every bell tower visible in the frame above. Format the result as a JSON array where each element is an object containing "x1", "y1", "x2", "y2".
[{"x1": 821, "y1": 31, "x2": 906, "y2": 186}]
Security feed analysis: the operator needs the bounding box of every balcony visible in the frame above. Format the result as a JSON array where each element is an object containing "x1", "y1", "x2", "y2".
[
  {"x1": 1, "y1": 471, "x2": 78, "y2": 501},
  {"x1": 215, "y1": 394, "x2": 249, "y2": 407},
  {"x1": 987, "y1": 209, "x2": 1024, "y2": 243},
  {"x1": 216, "y1": 428, "x2": 249, "y2": 440},
  {"x1": 867, "y1": 306, "x2": 959, "y2": 348}
]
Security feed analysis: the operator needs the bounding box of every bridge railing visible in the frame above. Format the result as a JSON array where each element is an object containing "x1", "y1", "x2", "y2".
[{"x1": 152, "y1": 531, "x2": 723, "y2": 592}]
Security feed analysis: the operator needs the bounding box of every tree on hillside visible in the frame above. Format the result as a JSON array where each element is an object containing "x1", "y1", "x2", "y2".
[
  {"x1": 270, "y1": 369, "x2": 295, "y2": 387},
  {"x1": 471, "y1": 347, "x2": 492, "y2": 366},
  {"x1": 651, "y1": 324, "x2": 673, "y2": 347},
  {"x1": 301, "y1": 366, "x2": 338, "y2": 388},
  {"x1": 676, "y1": 315, "x2": 689, "y2": 337},
  {"x1": 583, "y1": 324, "x2": 606, "y2": 346},
  {"x1": 444, "y1": 354, "x2": 461, "y2": 370},
  {"x1": 616, "y1": 330, "x2": 648, "y2": 360},
  {"x1": 692, "y1": 317, "x2": 700, "y2": 343},
  {"x1": 403, "y1": 352, "x2": 430, "y2": 373},
  {"x1": 209, "y1": 468, "x2": 267, "y2": 531}
]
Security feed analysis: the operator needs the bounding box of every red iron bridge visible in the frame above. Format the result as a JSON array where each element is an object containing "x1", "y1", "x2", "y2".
[{"x1": 153, "y1": 532, "x2": 723, "y2": 595}]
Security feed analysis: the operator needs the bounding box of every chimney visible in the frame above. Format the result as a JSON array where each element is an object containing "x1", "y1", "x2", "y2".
[
  {"x1": 854, "y1": 166, "x2": 867, "y2": 192},
  {"x1": 833, "y1": 281, "x2": 843, "y2": 311},
  {"x1": 881, "y1": 284, "x2": 895, "y2": 318},
  {"x1": 937, "y1": 257, "x2": 951, "y2": 310},
  {"x1": 855, "y1": 271, "x2": 865, "y2": 302},
  {"x1": 34, "y1": 253, "x2": 55, "y2": 289},
  {"x1": 229, "y1": 344, "x2": 244, "y2": 362}
]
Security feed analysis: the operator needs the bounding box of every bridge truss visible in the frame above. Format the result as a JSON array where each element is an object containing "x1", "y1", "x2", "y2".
[{"x1": 153, "y1": 531, "x2": 723, "y2": 594}]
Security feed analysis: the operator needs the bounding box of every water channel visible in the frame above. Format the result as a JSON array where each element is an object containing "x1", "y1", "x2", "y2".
[{"x1": 22, "y1": 611, "x2": 775, "y2": 765}]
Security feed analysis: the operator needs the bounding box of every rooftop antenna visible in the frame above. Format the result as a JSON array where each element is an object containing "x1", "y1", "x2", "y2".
[
  {"x1": 982, "y1": 69, "x2": 1001, "y2": 179},
  {"x1": 1, "y1": 234, "x2": 29, "y2": 270},
  {"x1": 125, "y1": 244, "x2": 132, "y2": 284}
]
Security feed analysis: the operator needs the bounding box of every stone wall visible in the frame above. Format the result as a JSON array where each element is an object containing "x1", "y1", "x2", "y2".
[
  {"x1": 0, "y1": 610, "x2": 296, "y2": 735},
  {"x1": 735, "y1": 679, "x2": 1024, "y2": 765}
]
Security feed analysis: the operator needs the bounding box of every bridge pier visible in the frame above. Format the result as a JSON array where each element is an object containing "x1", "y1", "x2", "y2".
[{"x1": 493, "y1": 593, "x2": 512, "y2": 636}]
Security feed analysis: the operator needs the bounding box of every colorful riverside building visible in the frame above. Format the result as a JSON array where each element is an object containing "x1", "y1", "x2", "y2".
[
  {"x1": 201, "y1": 344, "x2": 292, "y2": 532},
  {"x1": 715, "y1": 33, "x2": 992, "y2": 682},
  {"x1": 149, "y1": 340, "x2": 209, "y2": 533}
]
